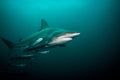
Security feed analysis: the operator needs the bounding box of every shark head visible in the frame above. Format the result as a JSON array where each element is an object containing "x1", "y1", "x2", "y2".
[
  {"x1": 38, "y1": 19, "x2": 80, "y2": 46},
  {"x1": 48, "y1": 31, "x2": 80, "y2": 45}
]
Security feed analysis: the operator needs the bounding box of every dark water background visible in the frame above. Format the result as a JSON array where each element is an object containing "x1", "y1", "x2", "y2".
[{"x1": 0, "y1": 0, "x2": 120, "y2": 79}]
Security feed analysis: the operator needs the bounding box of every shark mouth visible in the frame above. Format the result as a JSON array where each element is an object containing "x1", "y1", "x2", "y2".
[{"x1": 48, "y1": 32, "x2": 80, "y2": 45}]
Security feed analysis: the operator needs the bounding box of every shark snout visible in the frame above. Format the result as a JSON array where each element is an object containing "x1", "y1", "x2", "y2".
[
  {"x1": 70, "y1": 32, "x2": 80, "y2": 37},
  {"x1": 63, "y1": 32, "x2": 80, "y2": 38}
]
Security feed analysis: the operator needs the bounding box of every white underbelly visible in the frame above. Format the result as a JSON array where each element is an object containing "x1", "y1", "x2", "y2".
[{"x1": 48, "y1": 37, "x2": 72, "y2": 45}]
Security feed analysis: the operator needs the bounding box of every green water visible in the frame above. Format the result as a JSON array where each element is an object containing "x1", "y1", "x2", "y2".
[{"x1": 0, "y1": 0, "x2": 119, "y2": 79}]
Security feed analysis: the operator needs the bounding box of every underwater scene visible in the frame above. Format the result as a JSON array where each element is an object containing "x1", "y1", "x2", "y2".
[{"x1": 0, "y1": 0, "x2": 119, "y2": 80}]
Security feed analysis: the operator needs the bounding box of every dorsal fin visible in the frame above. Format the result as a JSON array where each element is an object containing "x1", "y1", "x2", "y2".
[{"x1": 40, "y1": 19, "x2": 49, "y2": 30}]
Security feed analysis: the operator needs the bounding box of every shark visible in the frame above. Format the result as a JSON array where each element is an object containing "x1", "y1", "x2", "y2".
[{"x1": 1, "y1": 19, "x2": 80, "y2": 54}]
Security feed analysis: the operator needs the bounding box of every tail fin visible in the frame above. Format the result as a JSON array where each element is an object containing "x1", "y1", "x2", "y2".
[{"x1": 1, "y1": 37, "x2": 14, "y2": 49}]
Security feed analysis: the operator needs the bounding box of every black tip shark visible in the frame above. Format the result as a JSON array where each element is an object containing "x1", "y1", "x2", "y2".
[{"x1": 1, "y1": 19, "x2": 80, "y2": 53}]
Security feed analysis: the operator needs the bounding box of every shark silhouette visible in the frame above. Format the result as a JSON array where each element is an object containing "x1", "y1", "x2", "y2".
[{"x1": 1, "y1": 19, "x2": 80, "y2": 54}]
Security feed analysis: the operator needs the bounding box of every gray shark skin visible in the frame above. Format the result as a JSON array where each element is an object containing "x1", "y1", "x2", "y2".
[{"x1": 1, "y1": 19, "x2": 80, "y2": 53}]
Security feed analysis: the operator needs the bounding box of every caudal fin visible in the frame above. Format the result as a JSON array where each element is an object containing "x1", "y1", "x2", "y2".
[{"x1": 1, "y1": 37, "x2": 14, "y2": 49}]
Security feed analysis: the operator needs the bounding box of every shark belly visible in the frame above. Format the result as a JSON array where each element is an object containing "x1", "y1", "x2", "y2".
[{"x1": 48, "y1": 37, "x2": 72, "y2": 45}]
